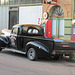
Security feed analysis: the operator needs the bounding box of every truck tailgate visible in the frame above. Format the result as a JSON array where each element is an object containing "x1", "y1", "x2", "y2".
[{"x1": 53, "y1": 39, "x2": 75, "y2": 54}]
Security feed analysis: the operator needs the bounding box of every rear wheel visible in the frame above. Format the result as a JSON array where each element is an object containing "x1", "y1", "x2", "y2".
[{"x1": 27, "y1": 48, "x2": 37, "y2": 61}]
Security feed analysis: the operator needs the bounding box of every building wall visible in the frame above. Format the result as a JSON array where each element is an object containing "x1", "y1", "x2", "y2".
[
  {"x1": 57, "y1": 0, "x2": 72, "y2": 17},
  {"x1": 43, "y1": 0, "x2": 72, "y2": 17},
  {"x1": 43, "y1": 0, "x2": 72, "y2": 40},
  {"x1": 0, "y1": 7, "x2": 9, "y2": 33},
  {"x1": 19, "y1": 5, "x2": 43, "y2": 25}
]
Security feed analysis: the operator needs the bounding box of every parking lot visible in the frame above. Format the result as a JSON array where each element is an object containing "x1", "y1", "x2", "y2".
[{"x1": 0, "y1": 49, "x2": 75, "y2": 75}]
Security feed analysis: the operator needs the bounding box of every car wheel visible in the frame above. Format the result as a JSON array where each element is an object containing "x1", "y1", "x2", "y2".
[{"x1": 27, "y1": 48, "x2": 37, "y2": 61}]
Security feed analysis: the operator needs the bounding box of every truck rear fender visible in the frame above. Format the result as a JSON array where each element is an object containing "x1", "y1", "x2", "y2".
[{"x1": 25, "y1": 41, "x2": 49, "y2": 53}]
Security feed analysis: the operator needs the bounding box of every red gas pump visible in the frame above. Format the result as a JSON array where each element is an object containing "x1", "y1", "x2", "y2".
[
  {"x1": 41, "y1": 12, "x2": 52, "y2": 38},
  {"x1": 41, "y1": 19, "x2": 52, "y2": 38},
  {"x1": 71, "y1": 20, "x2": 75, "y2": 41}
]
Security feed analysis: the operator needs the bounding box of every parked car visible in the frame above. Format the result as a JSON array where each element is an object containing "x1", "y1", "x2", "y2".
[{"x1": 0, "y1": 24, "x2": 75, "y2": 61}]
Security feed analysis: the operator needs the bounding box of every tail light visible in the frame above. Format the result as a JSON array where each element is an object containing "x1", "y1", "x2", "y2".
[{"x1": 73, "y1": 52, "x2": 75, "y2": 55}]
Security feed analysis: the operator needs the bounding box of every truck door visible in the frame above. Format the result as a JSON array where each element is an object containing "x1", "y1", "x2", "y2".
[
  {"x1": 10, "y1": 27, "x2": 18, "y2": 49},
  {"x1": 41, "y1": 19, "x2": 52, "y2": 38}
]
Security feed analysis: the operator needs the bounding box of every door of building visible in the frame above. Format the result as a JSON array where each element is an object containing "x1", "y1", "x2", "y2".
[
  {"x1": 9, "y1": 11, "x2": 18, "y2": 29},
  {"x1": 9, "y1": 7, "x2": 18, "y2": 29},
  {"x1": 50, "y1": 5, "x2": 64, "y2": 38},
  {"x1": 52, "y1": 18, "x2": 64, "y2": 38}
]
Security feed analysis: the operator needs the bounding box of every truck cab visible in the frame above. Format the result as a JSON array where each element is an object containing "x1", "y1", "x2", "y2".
[{"x1": 10, "y1": 24, "x2": 44, "y2": 50}]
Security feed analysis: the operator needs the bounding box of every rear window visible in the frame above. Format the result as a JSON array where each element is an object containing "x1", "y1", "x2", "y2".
[
  {"x1": 28, "y1": 29, "x2": 39, "y2": 34},
  {"x1": 22, "y1": 25, "x2": 44, "y2": 36}
]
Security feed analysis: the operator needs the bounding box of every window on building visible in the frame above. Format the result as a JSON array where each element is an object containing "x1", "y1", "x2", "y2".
[
  {"x1": 74, "y1": 0, "x2": 75, "y2": 18},
  {"x1": 72, "y1": 24, "x2": 75, "y2": 34},
  {"x1": 0, "y1": 0, "x2": 43, "y2": 6},
  {"x1": 20, "y1": 0, "x2": 25, "y2": 4},
  {"x1": 14, "y1": 0, "x2": 19, "y2": 5},
  {"x1": 0, "y1": 0, "x2": 9, "y2": 5},
  {"x1": 20, "y1": 0, "x2": 43, "y2": 4},
  {"x1": 51, "y1": 5, "x2": 64, "y2": 17},
  {"x1": 4, "y1": 0, "x2": 9, "y2": 5},
  {"x1": 9, "y1": 0, "x2": 14, "y2": 5},
  {"x1": 1, "y1": 0, "x2": 4, "y2": 5},
  {"x1": 9, "y1": 0, "x2": 19, "y2": 5}
]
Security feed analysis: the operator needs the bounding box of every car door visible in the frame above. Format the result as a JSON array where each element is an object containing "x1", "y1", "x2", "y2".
[{"x1": 10, "y1": 27, "x2": 18, "y2": 49}]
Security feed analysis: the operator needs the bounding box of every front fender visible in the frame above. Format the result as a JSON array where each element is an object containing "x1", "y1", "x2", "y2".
[
  {"x1": 0, "y1": 35, "x2": 9, "y2": 47},
  {"x1": 25, "y1": 41, "x2": 49, "y2": 53}
]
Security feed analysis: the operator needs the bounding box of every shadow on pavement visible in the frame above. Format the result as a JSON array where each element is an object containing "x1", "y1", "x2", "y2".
[
  {"x1": 0, "y1": 49, "x2": 70, "y2": 63},
  {"x1": 1, "y1": 49, "x2": 27, "y2": 58}
]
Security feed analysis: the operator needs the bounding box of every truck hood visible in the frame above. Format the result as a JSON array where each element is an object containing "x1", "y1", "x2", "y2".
[{"x1": 1, "y1": 29, "x2": 11, "y2": 36}]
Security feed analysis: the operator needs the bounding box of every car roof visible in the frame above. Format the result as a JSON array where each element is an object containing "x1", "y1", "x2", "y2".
[{"x1": 13, "y1": 24, "x2": 44, "y2": 29}]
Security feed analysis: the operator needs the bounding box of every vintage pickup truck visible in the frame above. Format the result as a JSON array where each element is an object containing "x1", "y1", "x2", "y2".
[{"x1": 0, "y1": 24, "x2": 75, "y2": 61}]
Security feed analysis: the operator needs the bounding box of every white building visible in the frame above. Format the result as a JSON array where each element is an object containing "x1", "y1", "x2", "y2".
[{"x1": 0, "y1": 0, "x2": 43, "y2": 33}]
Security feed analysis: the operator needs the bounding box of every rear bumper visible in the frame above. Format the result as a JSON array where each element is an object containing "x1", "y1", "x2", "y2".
[{"x1": 52, "y1": 50, "x2": 75, "y2": 55}]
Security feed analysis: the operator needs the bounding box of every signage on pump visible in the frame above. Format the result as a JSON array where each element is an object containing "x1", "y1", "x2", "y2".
[{"x1": 43, "y1": 12, "x2": 49, "y2": 19}]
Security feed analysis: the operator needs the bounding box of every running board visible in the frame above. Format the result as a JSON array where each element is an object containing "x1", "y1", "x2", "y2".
[{"x1": 4, "y1": 48, "x2": 26, "y2": 55}]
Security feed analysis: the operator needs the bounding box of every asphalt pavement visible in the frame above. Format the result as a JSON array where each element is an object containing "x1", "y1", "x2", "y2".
[{"x1": 0, "y1": 49, "x2": 75, "y2": 75}]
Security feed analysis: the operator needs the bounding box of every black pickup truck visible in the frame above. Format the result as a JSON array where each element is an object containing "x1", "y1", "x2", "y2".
[{"x1": 0, "y1": 24, "x2": 75, "y2": 61}]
